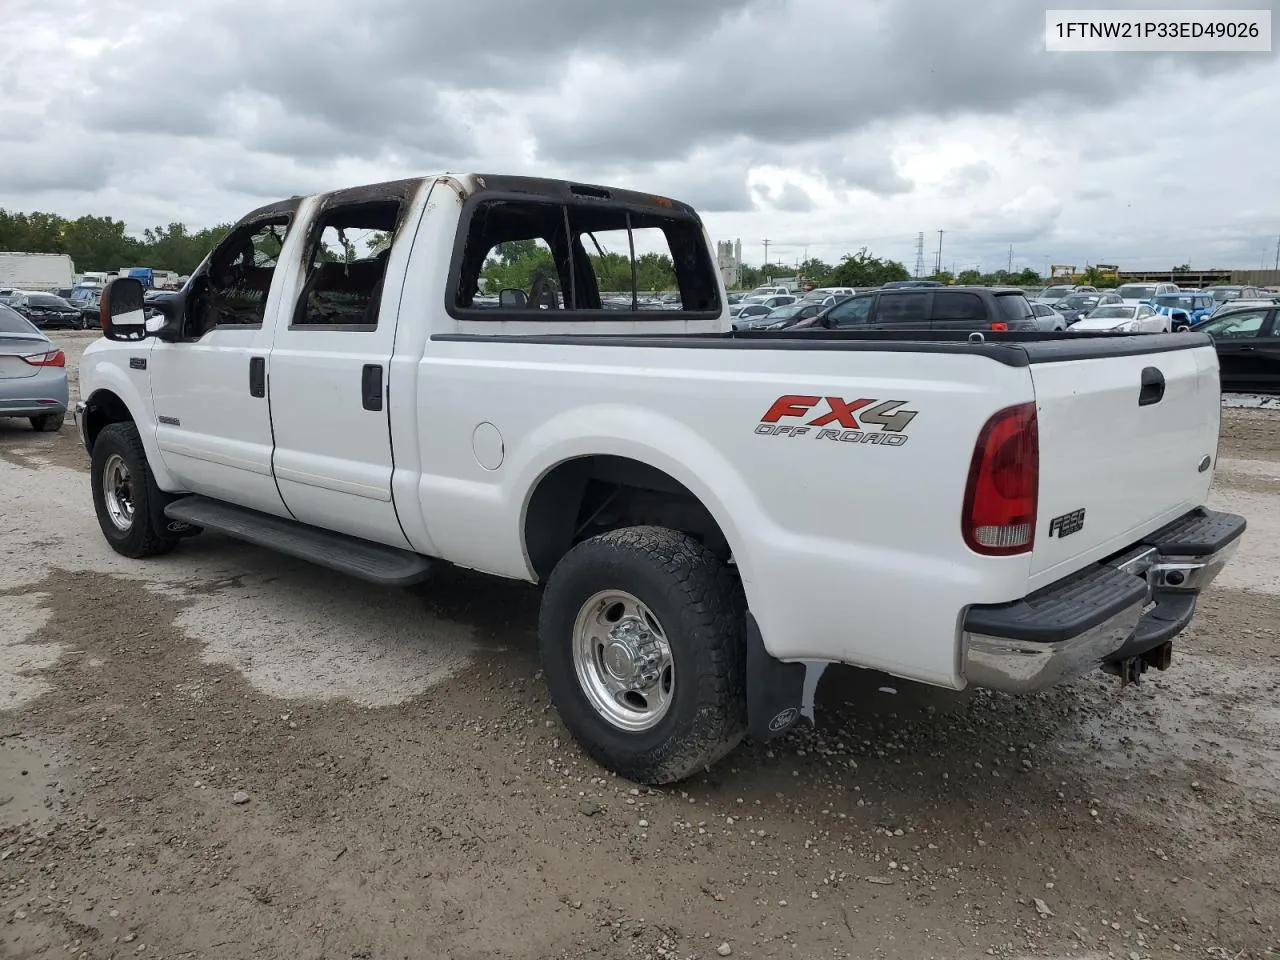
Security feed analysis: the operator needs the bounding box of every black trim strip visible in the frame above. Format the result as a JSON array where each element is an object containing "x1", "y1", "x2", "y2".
[{"x1": 428, "y1": 329, "x2": 1212, "y2": 368}]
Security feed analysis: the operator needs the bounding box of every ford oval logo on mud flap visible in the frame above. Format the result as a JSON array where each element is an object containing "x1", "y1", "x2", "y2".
[{"x1": 768, "y1": 707, "x2": 799, "y2": 733}]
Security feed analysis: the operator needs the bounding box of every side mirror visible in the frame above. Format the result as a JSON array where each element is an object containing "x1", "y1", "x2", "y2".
[
  {"x1": 99, "y1": 278, "x2": 149, "y2": 341},
  {"x1": 499, "y1": 288, "x2": 528, "y2": 308}
]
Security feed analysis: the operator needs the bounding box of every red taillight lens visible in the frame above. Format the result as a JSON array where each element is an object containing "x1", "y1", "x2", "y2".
[
  {"x1": 962, "y1": 402, "x2": 1038, "y2": 555},
  {"x1": 21, "y1": 349, "x2": 66, "y2": 368},
  {"x1": 989, "y1": 322, "x2": 1008, "y2": 331}
]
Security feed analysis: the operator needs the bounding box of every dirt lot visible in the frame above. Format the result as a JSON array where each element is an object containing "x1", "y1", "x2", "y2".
[{"x1": 1, "y1": 332, "x2": 1277, "y2": 960}]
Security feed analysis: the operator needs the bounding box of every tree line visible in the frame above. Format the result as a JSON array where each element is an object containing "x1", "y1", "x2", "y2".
[
  {"x1": 1, "y1": 209, "x2": 233, "y2": 276},
  {"x1": 6, "y1": 205, "x2": 1090, "y2": 292}
]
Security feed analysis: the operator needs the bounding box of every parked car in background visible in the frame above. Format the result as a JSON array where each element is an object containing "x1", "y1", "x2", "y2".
[
  {"x1": 1115, "y1": 282, "x2": 1179, "y2": 306},
  {"x1": 1034, "y1": 283, "x2": 1097, "y2": 304},
  {"x1": 12, "y1": 291, "x2": 86, "y2": 330},
  {"x1": 0, "y1": 303, "x2": 68, "y2": 431},
  {"x1": 743, "y1": 294, "x2": 796, "y2": 310},
  {"x1": 1053, "y1": 292, "x2": 1122, "y2": 324},
  {"x1": 1204, "y1": 284, "x2": 1259, "y2": 308},
  {"x1": 795, "y1": 286, "x2": 1038, "y2": 332},
  {"x1": 1187, "y1": 304, "x2": 1279, "y2": 393},
  {"x1": 796, "y1": 292, "x2": 840, "y2": 309},
  {"x1": 1069, "y1": 303, "x2": 1169, "y2": 334},
  {"x1": 730, "y1": 302, "x2": 773, "y2": 324},
  {"x1": 0, "y1": 288, "x2": 22, "y2": 306},
  {"x1": 1152, "y1": 292, "x2": 1214, "y2": 330},
  {"x1": 807, "y1": 286, "x2": 856, "y2": 299},
  {"x1": 881, "y1": 280, "x2": 943, "y2": 289},
  {"x1": 69, "y1": 286, "x2": 104, "y2": 323},
  {"x1": 747, "y1": 285, "x2": 791, "y2": 298},
  {"x1": 734, "y1": 301, "x2": 825, "y2": 331},
  {"x1": 1029, "y1": 301, "x2": 1068, "y2": 331}
]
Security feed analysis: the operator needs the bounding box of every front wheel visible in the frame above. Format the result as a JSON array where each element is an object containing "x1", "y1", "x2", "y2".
[
  {"x1": 90, "y1": 422, "x2": 179, "y2": 558},
  {"x1": 539, "y1": 526, "x2": 747, "y2": 784}
]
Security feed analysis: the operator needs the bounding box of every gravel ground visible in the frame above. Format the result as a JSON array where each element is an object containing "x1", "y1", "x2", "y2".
[{"x1": 0, "y1": 334, "x2": 1277, "y2": 960}]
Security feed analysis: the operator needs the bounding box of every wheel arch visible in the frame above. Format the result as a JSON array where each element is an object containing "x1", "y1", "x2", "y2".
[
  {"x1": 81, "y1": 372, "x2": 179, "y2": 491},
  {"x1": 522, "y1": 453, "x2": 739, "y2": 582}
]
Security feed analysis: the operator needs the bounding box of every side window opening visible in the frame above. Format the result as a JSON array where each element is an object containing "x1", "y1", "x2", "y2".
[
  {"x1": 192, "y1": 217, "x2": 290, "y2": 335},
  {"x1": 292, "y1": 201, "x2": 401, "y2": 330},
  {"x1": 452, "y1": 198, "x2": 719, "y2": 317}
]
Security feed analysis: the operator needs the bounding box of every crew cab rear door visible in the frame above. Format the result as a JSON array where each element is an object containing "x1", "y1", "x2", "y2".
[{"x1": 265, "y1": 179, "x2": 429, "y2": 549}]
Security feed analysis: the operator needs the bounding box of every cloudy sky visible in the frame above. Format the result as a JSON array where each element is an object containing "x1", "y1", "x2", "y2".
[{"x1": 2, "y1": 0, "x2": 1277, "y2": 275}]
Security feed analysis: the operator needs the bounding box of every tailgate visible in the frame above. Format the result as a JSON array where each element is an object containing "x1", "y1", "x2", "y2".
[{"x1": 1027, "y1": 341, "x2": 1219, "y2": 590}]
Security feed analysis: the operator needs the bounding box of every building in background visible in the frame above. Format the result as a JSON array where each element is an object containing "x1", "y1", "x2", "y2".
[{"x1": 717, "y1": 239, "x2": 742, "y2": 289}]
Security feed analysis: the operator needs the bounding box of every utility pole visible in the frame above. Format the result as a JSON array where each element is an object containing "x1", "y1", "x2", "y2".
[
  {"x1": 1008, "y1": 245, "x2": 1013, "y2": 274},
  {"x1": 935, "y1": 230, "x2": 944, "y2": 275},
  {"x1": 914, "y1": 232, "x2": 925, "y2": 279},
  {"x1": 1274, "y1": 234, "x2": 1279, "y2": 271},
  {"x1": 762, "y1": 239, "x2": 771, "y2": 273}
]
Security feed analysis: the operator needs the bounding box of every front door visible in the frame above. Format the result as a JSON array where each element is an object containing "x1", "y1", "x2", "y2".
[
  {"x1": 265, "y1": 184, "x2": 425, "y2": 548},
  {"x1": 148, "y1": 213, "x2": 295, "y2": 516},
  {"x1": 1203, "y1": 309, "x2": 1270, "y2": 391}
]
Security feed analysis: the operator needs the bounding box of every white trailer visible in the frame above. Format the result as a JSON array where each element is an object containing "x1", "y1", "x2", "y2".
[{"x1": 0, "y1": 252, "x2": 76, "y2": 292}]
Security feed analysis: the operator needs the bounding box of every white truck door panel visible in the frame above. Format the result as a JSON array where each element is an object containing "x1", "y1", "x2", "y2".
[
  {"x1": 266, "y1": 182, "x2": 429, "y2": 549},
  {"x1": 149, "y1": 214, "x2": 295, "y2": 517}
]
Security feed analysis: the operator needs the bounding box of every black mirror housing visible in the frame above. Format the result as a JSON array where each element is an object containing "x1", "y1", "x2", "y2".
[
  {"x1": 499, "y1": 288, "x2": 528, "y2": 308},
  {"x1": 100, "y1": 278, "x2": 149, "y2": 341}
]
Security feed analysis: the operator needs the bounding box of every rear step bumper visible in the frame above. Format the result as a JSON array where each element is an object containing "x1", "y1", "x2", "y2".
[{"x1": 961, "y1": 507, "x2": 1245, "y2": 693}]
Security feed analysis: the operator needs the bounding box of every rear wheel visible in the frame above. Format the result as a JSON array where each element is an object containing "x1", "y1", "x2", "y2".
[
  {"x1": 90, "y1": 422, "x2": 179, "y2": 558},
  {"x1": 29, "y1": 413, "x2": 63, "y2": 432},
  {"x1": 539, "y1": 526, "x2": 747, "y2": 784}
]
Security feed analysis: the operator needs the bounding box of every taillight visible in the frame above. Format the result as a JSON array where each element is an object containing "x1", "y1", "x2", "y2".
[
  {"x1": 990, "y1": 322, "x2": 1008, "y2": 331},
  {"x1": 21, "y1": 349, "x2": 66, "y2": 368},
  {"x1": 962, "y1": 402, "x2": 1038, "y2": 555}
]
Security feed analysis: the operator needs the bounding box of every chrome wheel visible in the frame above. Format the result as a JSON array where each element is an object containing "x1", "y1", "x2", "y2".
[
  {"x1": 571, "y1": 590, "x2": 675, "y2": 732},
  {"x1": 101, "y1": 453, "x2": 135, "y2": 532}
]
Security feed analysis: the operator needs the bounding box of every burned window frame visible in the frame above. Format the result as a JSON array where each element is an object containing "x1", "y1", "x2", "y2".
[
  {"x1": 289, "y1": 196, "x2": 408, "y2": 333},
  {"x1": 183, "y1": 211, "x2": 295, "y2": 339},
  {"x1": 446, "y1": 186, "x2": 723, "y2": 322}
]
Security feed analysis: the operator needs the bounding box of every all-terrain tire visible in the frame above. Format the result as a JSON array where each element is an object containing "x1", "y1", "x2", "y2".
[
  {"x1": 539, "y1": 526, "x2": 747, "y2": 784},
  {"x1": 90, "y1": 422, "x2": 179, "y2": 558},
  {"x1": 29, "y1": 413, "x2": 63, "y2": 432}
]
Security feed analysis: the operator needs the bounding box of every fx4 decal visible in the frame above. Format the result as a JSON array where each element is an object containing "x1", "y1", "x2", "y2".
[{"x1": 755, "y1": 394, "x2": 918, "y2": 447}]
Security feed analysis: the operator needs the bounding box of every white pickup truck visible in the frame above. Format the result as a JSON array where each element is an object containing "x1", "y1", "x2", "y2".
[{"x1": 76, "y1": 174, "x2": 1245, "y2": 784}]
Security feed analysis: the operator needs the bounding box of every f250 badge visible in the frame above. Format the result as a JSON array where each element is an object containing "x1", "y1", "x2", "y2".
[{"x1": 755, "y1": 395, "x2": 918, "y2": 447}]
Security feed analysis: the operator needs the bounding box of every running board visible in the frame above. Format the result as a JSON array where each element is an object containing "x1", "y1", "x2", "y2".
[{"x1": 163, "y1": 495, "x2": 433, "y2": 586}]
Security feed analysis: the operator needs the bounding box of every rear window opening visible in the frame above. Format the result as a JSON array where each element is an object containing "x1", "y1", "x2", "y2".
[
  {"x1": 995, "y1": 292, "x2": 1034, "y2": 323},
  {"x1": 292, "y1": 201, "x2": 400, "y2": 330},
  {"x1": 451, "y1": 197, "x2": 721, "y2": 318}
]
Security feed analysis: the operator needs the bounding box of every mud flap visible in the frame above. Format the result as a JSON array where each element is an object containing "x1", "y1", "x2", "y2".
[
  {"x1": 146, "y1": 483, "x2": 202, "y2": 539},
  {"x1": 746, "y1": 612, "x2": 808, "y2": 740}
]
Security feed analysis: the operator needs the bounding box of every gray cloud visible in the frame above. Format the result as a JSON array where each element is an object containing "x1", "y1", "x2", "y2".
[
  {"x1": 528, "y1": 0, "x2": 1268, "y2": 164},
  {"x1": 770, "y1": 183, "x2": 816, "y2": 212},
  {"x1": 0, "y1": 142, "x2": 112, "y2": 193},
  {"x1": 942, "y1": 162, "x2": 996, "y2": 196}
]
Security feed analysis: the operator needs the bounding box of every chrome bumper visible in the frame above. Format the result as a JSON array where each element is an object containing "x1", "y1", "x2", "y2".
[{"x1": 963, "y1": 509, "x2": 1245, "y2": 693}]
